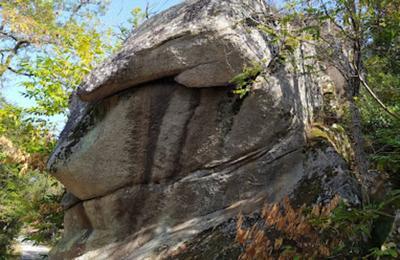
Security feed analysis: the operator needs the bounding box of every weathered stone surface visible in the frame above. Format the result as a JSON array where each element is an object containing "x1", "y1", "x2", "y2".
[
  {"x1": 76, "y1": 0, "x2": 272, "y2": 101},
  {"x1": 63, "y1": 203, "x2": 91, "y2": 239},
  {"x1": 49, "y1": 72, "x2": 314, "y2": 200},
  {"x1": 47, "y1": 0, "x2": 360, "y2": 259},
  {"x1": 291, "y1": 140, "x2": 362, "y2": 207},
  {"x1": 50, "y1": 143, "x2": 361, "y2": 259}
]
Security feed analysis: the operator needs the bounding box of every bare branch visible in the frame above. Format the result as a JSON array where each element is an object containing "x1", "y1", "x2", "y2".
[
  {"x1": 145, "y1": 2, "x2": 150, "y2": 19},
  {"x1": 71, "y1": 0, "x2": 90, "y2": 17},
  {"x1": 318, "y1": 0, "x2": 356, "y2": 41},
  {"x1": 7, "y1": 66, "x2": 33, "y2": 77},
  {"x1": 13, "y1": 40, "x2": 30, "y2": 54},
  {"x1": 0, "y1": 48, "x2": 13, "y2": 53},
  {"x1": 0, "y1": 29, "x2": 19, "y2": 42},
  {"x1": 357, "y1": 71, "x2": 400, "y2": 120}
]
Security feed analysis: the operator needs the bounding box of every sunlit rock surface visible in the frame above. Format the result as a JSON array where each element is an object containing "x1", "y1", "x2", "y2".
[{"x1": 47, "y1": 0, "x2": 361, "y2": 259}]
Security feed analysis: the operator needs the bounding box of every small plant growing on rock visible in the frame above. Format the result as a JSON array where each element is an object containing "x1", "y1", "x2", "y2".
[{"x1": 230, "y1": 63, "x2": 263, "y2": 98}]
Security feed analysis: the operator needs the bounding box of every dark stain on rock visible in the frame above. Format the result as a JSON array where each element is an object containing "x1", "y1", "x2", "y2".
[
  {"x1": 216, "y1": 90, "x2": 235, "y2": 140},
  {"x1": 172, "y1": 89, "x2": 202, "y2": 178},
  {"x1": 183, "y1": 0, "x2": 212, "y2": 22},
  {"x1": 142, "y1": 83, "x2": 176, "y2": 184},
  {"x1": 244, "y1": 17, "x2": 259, "y2": 27},
  {"x1": 57, "y1": 96, "x2": 114, "y2": 165},
  {"x1": 216, "y1": 89, "x2": 246, "y2": 140},
  {"x1": 231, "y1": 94, "x2": 245, "y2": 115}
]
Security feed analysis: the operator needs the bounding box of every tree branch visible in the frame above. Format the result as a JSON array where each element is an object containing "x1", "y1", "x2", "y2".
[
  {"x1": 357, "y1": 71, "x2": 400, "y2": 120},
  {"x1": 13, "y1": 40, "x2": 30, "y2": 54},
  {"x1": 0, "y1": 29, "x2": 19, "y2": 42},
  {"x1": 7, "y1": 66, "x2": 33, "y2": 77},
  {"x1": 318, "y1": 0, "x2": 356, "y2": 41}
]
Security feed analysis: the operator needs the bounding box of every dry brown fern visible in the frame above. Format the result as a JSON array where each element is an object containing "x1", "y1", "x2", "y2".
[{"x1": 236, "y1": 196, "x2": 341, "y2": 259}]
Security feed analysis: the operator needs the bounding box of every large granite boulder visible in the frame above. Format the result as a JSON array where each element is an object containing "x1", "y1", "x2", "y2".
[{"x1": 47, "y1": 0, "x2": 361, "y2": 259}]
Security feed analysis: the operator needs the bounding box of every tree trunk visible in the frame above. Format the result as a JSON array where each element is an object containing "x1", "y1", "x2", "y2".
[
  {"x1": 347, "y1": 3, "x2": 369, "y2": 179},
  {"x1": 347, "y1": 35, "x2": 370, "y2": 202},
  {"x1": 347, "y1": 91, "x2": 369, "y2": 177}
]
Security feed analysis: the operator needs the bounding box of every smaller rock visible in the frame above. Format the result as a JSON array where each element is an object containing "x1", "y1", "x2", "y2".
[{"x1": 291, "y1": 141, "x2": 362, "y2": 207}]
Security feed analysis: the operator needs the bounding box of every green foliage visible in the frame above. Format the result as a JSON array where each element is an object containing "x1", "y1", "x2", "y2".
[
  {"x1": 238, "y1": 191, "x2": 400, "y2": 258},
  {"x1": 281, "y1": 0, "x2": 400, "y2": 183},
  {"x1": 0, "y1": 0, "x2": 115, "y2": 117},
  {"x1": 309, "y1": 190, "x2": 400, "y2": 257},
  {"x1": 0, "y1": 97, "x2": 63, "y2": 255},
  {"x1": 257, "y1": 20, "x2": 304, "y2": 63},
  {"x1": 117, "y1": 7, "x2": 148, "y2": 43},
  {"x1": 358, "y1": 1, "x2": 400, "y2": 183},
  {"x1": 364, "y1": 115, "x2": 400, "y2": 175},
  {"x1": 368, "y1": 242, "x2": 398, "y2": 259},
  {"x1": 130, "y1": 7, "x2": 147, "y2": 29},
  {"x1": 0, "y1": 164, "x2": 24, "y2": 257},
  {"x1": 22, "y1": 181, "x2": 64, "y2": 246},
  {"x1": 230, "y1": 63, "x2": 262, "y2": 98},
  {"x1": 0, "y1": 97, "x2": 54, "y2": 155}
]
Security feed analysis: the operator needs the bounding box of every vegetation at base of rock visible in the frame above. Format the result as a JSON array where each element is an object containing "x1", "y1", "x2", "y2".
[{"x1": 236, "y1": 191, "x2": 400, "y2": 259}]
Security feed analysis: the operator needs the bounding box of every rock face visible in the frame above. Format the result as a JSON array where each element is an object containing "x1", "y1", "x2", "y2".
[
  {"x1": 48, "y1": 0, "x2": 361, "y2": 259},
  {"x1": 76, "y1": 0, "x2": 272, "y2": 102}
]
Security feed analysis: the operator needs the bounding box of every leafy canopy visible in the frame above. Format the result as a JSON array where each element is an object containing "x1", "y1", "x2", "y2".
[{"x1": 0, "y1": 0, "x2": 115, "y2": 117}]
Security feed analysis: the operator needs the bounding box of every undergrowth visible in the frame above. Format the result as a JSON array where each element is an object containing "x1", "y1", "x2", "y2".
[{"x1": 236, "y1": 191, "x2": 400, "y2": 259}]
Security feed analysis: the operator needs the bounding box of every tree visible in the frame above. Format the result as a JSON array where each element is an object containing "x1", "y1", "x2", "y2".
[
  {"x1": 0, "y1": 0, "x2": 115, "y2": 117},
  {"x1": 0, "y1": 96, "x2": 63, "y2": 256},
  {"x1": 279, "y1": 0, "x2": 400, "y2": 182},
  {"x1": 359, "y1": 0, "x2": 400, "y2": 182}
]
